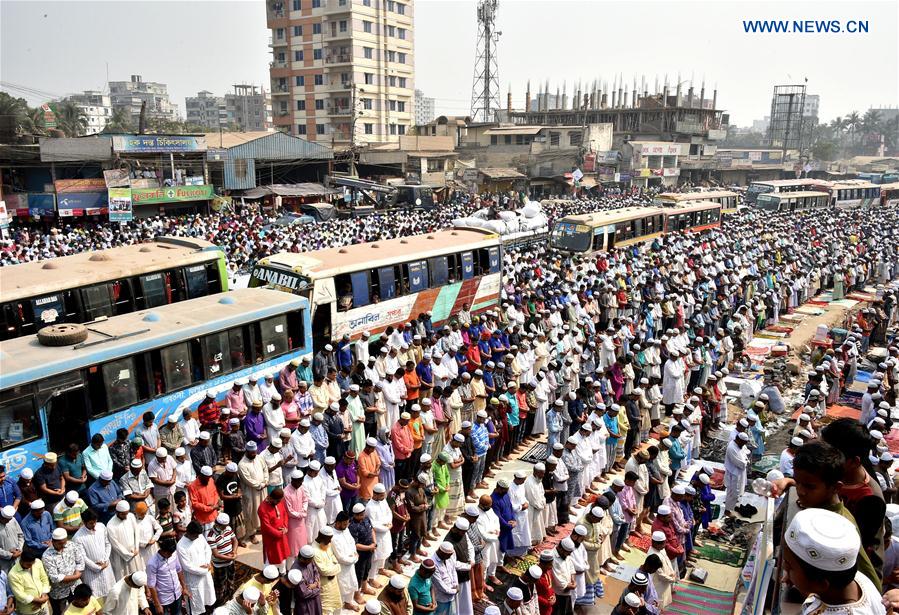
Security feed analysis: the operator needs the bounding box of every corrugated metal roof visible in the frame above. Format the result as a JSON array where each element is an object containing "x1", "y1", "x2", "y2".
[
  {"x1": 480, "y1": 167, "x2": 527, "y2": 179},
  {"x1": 201, "y1": 132, "x2": 274, "y2": 148},
  {"x1": 240, "y1": 183, "x2": 338, "y2": 198},
  {"x1": 483, "y1": 126, "x2": 543, "y2": 136},
  {"x1": 226, "y1": 130, "x2": 333, "y2": 160}
]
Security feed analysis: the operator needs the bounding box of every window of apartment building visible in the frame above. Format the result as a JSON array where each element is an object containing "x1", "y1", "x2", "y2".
[
  {"x1": 297, "y1": 100, "x2": 306, "y2": 110},
  {"x1": 293, "y1": 25, "x2": 302, "y2": 36},
  {"x1": 276, "y1": 27, "x2": 285, "y2": 39},
  {"x1": 569, "y1": 132, "x2": 582, "y2": 146},
  {"x1": 338, "y1": 0, "x2": 347, "y2": 5},
  {"x1": 364, "y1": 123, "x2": 374, "y2": 134},
  {"x1": 387, "y1": 50, "x2": 396, "y2": 62},
  {"x1": 295, "y1": 76, "x2": 305, "y2": 86},
  {"x1": 363, "y1": 46, "x2": 373, "y2": 59},
  {"x1": 280, "y1": 101, "x2": 288, "y2": 112},
  {"x1": 313, "y1": 48, "x2": 322, "y2": 60},
  {"x1": 294, "y1": 50, "x2": 304, "y2": 61},
  {"x1": 314, "y1": 74, "x2": 324, "y2": 85},
  {"x1": 297, "y1": 124, "x2": 307, "y2": 134},
  {"x1": 389, "y1": 123, "x2": 397, "y2": 135},
  {"x1": 277, "y1": 52, "x2": 286, "y2": 63},
  {"x1": 363, "y1": 0, "x2": 371, "y2": 5},
  {"x1": 363, "y1": 20, "x2": 372, "y2": 33},
  {"x1": 396, "y1": 2, "x2": 405, "y2": 14},
  {"x1": 316, "y1": 124, "x2": 326, "y2": 135},
  {"x1": 397, "y1": 101, "x2": 405, "y2": 112},
  {"x1": 386, "y1": 25, "x2": 395, "y2": 37},
  {"x1": 362, "y1": 98, "x2": 373, "y2": 110},
  {"x1": 339, "y1": 20, "x2": 347, "y2": 32},
  {"x1": 397, "y1": 52, "x2": 406, "y2": 64},
  {"x1": 311, "y1": 0, "x2": 321, "y2": 7},
  {"x1": 504, "y1": 135, "x2": 512, "y2": 145},
  {"x1": 364, "y1": 73, "x2": 374, "y2": 85},
  {"x1": 549, "y1": 131, "x2": 560, "y2": 146},
  {"x1": 398, "y1": 77, "x2": 407, "y2": 88},
  {"x1": 386, "y1": 0, "x2": 395, "y2": 10},
  {"x1": 427, "y1": 158, "x2": 443, "y2": 172},
  {"x1": 515, "y1": 135, "x2": 532, "y2": 145},
  {"x1": 292, "y1": 0, "x2": 301, "y2": 10},
  {"x1": 398, "y1": 124, "x2": 406, "y2": 135},
  {"x1": 312, "y1": 23, "x2": 321, "y2": 34},
  {"x1": 398, "y1": 27, "x2": 406, "y2": 39},
  {"x1": 388, "y1": 100, "x2": 396, "y2": 112},
  {"x1": 388, "y1": 76, "x2": 397, "y2": 87},
  {"x1": 315, "y1": 99, "x2": 324, "y2": 110},
  {"x1": 490, "y1": 135, "x2": 498, "y2": 145}
]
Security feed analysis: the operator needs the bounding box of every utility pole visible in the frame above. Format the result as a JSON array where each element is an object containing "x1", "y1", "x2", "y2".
[{"x1": 469, "y1": 0, "x2": 501, "y2": 123}]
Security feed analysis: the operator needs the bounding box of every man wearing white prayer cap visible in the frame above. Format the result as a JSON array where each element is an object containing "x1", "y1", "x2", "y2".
[
  {"x1": 724, "y1": 430, "x2": 750, "y2": 516},
  {"x1": 552, "y1": 537, "x2": 577, "y2": 615},
  {"x1": 784, "y1": 508, "x2": 883, "y2": 612},
  {"x1": 647, "y1": 529, "x2": 677, "y2": 609},
  {"x1": 107, "y1": 499, "x2": 141, "y2": 578},
  {"x1": 650, "y1": 505, "x2": 684, "y2": 570},
  {"x1": 102, "y1": 569, "x2": 150, "y2": 615},
  {"x1": 524, "y1": 462, "x2": 547, "y2": 545}
]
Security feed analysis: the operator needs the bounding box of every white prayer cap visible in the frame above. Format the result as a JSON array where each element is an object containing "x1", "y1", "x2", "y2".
[
  {"x1": 514, "y1": 470, "x2": 526, "y2": 479},
  {"x1": 506, "y1": 587, "x2": 524, "y2": 601},
  {"x1": 288, "y1": 569, "x2": 303, "y2": 585},
  {"x1": 496, "y1": 479, "x2": 510, "y2": 488},
  {"x1": 300, "y1": 545, "x2": 315, "y2": 558},
  {"x1": 624, "y1": 593, "x2": 642, "y2": 608},
  {"x1": 798, "y1": 414, "x2": 810, "y2": 421},
  {"x1": 21, "y1": 468, "x2": 33, "y2": 479},
  {"x1": 201, "y1": 466, "x2": 214, "y2": 477},
  {"x1": 871, "y1": 430, "x2": 884, "y2": 441},
  {"x1": 263, "y1": 565, "x2": 280, "y2": 580},
  {"x1": 155, "y1": 448, "x2": 168, "y2": 458},
  {"x1": 528, "y1": 565, "x2": 543, "y2": 579},
  {"x1": 464, "y1": 504, "x2": 480, "y2": 516},
  {"x1": 662, "y1": 438, "x2": 673, "y2": 447},
  {"x1": 737, "y1": 432, "x2": 750, "y2": 441},
  {"x1": 0, "y1": 506, "x2": 14, "y2": 519},
  {"x1": 574, "y1": 524, "x2": 588, "y2": 536},
  {"x1": 612, "y1": 477, "x2": 625, "y2": 487},
  {"x1": 453, "y1": 434, "x2": 465, "y2": 443},
  {"x1": 226, "y1": 462, "x2": 238, "y2": 472},
  {"x1": 352, "y1": 503, "x2": 366, "y2": 514},
  {"x1": 651, "y1": 531, "x2": 666, "y2": 542},
  {"x1": 454, "y1": 518, "x2": 470, "y2": 531},
  {"x1": 390, "y1": 575, "x2": 408, "y2": 589},
  {"x1": 438, "y1": 541, "x2": 454, "y2": 554},
  {"x1": 99, "y1": 470, "x2": 113, "y2": 480},
  {"x1": 366, "y1": 437, "x2": 378, "y2": 447},
  {"x1": 534, "y1": 463, "x2": 545, "y2": 472},
  {"x1": 309, "y1": 461, "x2": 321, "y2": 471},
  {"x1": 365, "y1": 601, "x2": 382, "y2": 614},
  {"x1": 552, "y1": 442, "x2": 564, "y2": 450},
  {"x1": 785, "y1": 508, "x2": 860, "y2": 571},
  {"x1": 290, "y1": 469, "x2": 303, "y2": 480},
  {"x1": 65, "y1": 490, "x2": 79, "y2": 504},
  {"x1": 243, "y1": 586, "x2": 262, "y2": 601},
  {"x1": 373, "y1": 483, "x2": 386, "y2": 494},
  {"x1": 52, "y1": 528, "x2": 68, "y2": 540},
  {"x1": 672, "y1": 484, "x2": 686, "y2": 495},
  {"x1": 168, "y1": 415, "x2": 178, "y2": 424},
  {"x1": 699, "y1": 474, "x2": 711, "y2": 485},
  {"x1": 658, "y1": 505, "x2": 672, "y2": 515},
  {"x1": 791, "y1": 437, "x2": 804, "y2": 447},
  {"x1": 229, "y1": 418, "x2": 240, "y2": 426},
  {"x1": 175, "y1": 447, "x2": 186, "y2": 457},
  {"x1": 131, "y1": 571, "x2": 148, "y2": 587},
  {"x1": 560, "y1": 537, "x2": 575, "y2": 551},
  {"x1": 116, "y1": 500, "x2": 130, "y2": 512},
  {"x1": 29, "y1": 498, "x2": 45, "y2": 511},
  {"x1": 461, "y1": 420, "x2": 472, "y2": 428},
  {"x1": 216, "y1": 513, "x2": 230, "y2": 525}
]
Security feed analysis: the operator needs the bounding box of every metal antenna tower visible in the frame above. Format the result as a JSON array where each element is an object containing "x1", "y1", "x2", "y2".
[{"x1": 469, "y1": 0, "x2": 501, "y2": 122}]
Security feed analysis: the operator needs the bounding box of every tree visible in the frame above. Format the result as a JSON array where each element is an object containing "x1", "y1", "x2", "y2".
[
  {"x1": 811, "y1": 138, "x2": 838, "y2": 161},
  {"x1": 0, "y1": 92, "x2": 31, "y2": 142},
  {"x1": 54, "y1": 101, "x2": 89, "y2": 137},
  {"x1": 102, "y1": 108, "x2": 133, "y2": 134}
]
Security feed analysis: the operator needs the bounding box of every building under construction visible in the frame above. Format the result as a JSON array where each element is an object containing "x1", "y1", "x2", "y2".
[
  {"x1": 767, "y1": 84, "x2": 807, "y2": 155},
  {"x1": 506, "y1": 79, "x2": 728, "y2": 138}
]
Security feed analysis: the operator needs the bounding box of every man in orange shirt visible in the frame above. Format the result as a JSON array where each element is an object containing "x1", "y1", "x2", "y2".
[
  {"x1": 357, "y1": 438, "x2": 382, "y2": 501},
  {"x1": 187, "y1": 465, "x2": 221, "y2": 530},
  {"x1": 404, "y1": 361, "x2": 421, "y2": 410},
  {"x1": 408, "y1": 404, "x2": 425, "y2": 479}
]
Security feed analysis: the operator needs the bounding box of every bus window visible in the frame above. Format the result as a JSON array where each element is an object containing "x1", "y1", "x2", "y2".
[
  {"x1": 80, "y1": 284, "x2": 114, "y2": 321},
  {"x1": 92, "y1": 357, "x2": 139, "y2": 414},
  {"x1": 461, "y1": 252, "x2": 474, "y2": 280},
  {"x1": 184, "y1": 265, "x2": 209, "y2": 299},
  {"x1": 0, "y1": 389, "x2": 42, "y2": 449},
  {"x1": 160, "y1": 343, "x2": 193, "y2": 391},
  {"x1": 228, "y1": 327, "x2": 249, "y2": 368},
  {"x1": 408, "y1": 260, "x2": 429, "y2": 292},
  {"x1": 446, "y1": 254, "x2": 463, "y2": 283},
  {"x1": 259, "y1": 315, "x2": 289, "y2": 359},
  {"x1": 202, "y1": 331, "x2": 233, "y2": 378},
  {"x1": 429, "y1": 256, "x2": 449, "y2": 287},
  {"x1": 350, "y1": 271, "x2": 370, "y2": 307},
  {"x1": 377, "y1": 267, "x2": 397, "y2": 300},
  {"x1": 140, "y1": 273, "x2": 170, "y2": 308},
  {"x1": 287, "y1": 310, "x2": 305, "y2": 350},
  {"x1": 30, "y1": 294, "x2": 66, "y2": 329},
  {"x1": 487, "y1": 247, "x2": 500, "y2": 273},
  {"x1": 633, "y1": 218, "x2": 643, "y2": 237}
]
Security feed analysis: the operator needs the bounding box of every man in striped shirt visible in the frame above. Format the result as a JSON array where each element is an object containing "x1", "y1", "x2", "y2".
[{"x1": 206, "y1": 513, "x2": 238, "y2": 603}]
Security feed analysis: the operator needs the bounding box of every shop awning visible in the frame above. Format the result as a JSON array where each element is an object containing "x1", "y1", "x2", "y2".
[{"x1": 240, "y1": 183, "x2": 338, "y2": 199}]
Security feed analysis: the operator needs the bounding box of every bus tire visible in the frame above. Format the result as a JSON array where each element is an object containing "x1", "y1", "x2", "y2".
[{"x1": 37, "y1": 323, "x2": 89, "y2": 346}]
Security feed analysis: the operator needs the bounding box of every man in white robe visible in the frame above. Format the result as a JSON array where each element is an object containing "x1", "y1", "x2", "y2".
[
  {"x1": 107, "y1": 501, "x2": 141, "y2": 579},
  {"x1": 301, "y1": 462, "x2": 327, "y2": 540},
  {"x1": 331, "y1": 514, "x2": 362, "y2": 609},
  {"x1": 524, "y1": 465, "x2": 546, "y2": 546},
  {"x1": 508, "y1": 472, "x2": 532, "y2": 557},
  {"x1": 177, "y1": 521, "x2": 216, "y2": 615},
  {"x1": 263, "y1": 396, "x2": 286, "y2": 443},
  {"x1": 476, "y1": 495, "x2": 501, "y2": 584},
  {"x1": 73, "y1": 511, "x2": 115, "y2": 599},
  {"x1": 724, "y1": 433, "x2": 749, "y2": 514},
  {"x1": 321, "y1": 460, "x2": 342, "y2": 524},
  {"x1": 662, "y1": 351, "x2": 686, "y2": 409},
  {"x1": 0, "y1": 505, "x2": 23, "y2": 575},
  {"x1": 101, "y1": 572, "x2": 150, "y2": 615},
  {"x1": 648, "y1": 531, "x2": 677, "y2": 610},
  {"x1": 365, "y1": 483, "x2": 393, "y2": 577},
  {"x1": 237, "y1": 443, "x2": 269, "y2": 542}
]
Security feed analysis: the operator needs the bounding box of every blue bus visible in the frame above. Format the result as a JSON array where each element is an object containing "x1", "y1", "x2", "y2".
[{"x1": 0, "y1": 288, "x2": 311, "y2": 477}]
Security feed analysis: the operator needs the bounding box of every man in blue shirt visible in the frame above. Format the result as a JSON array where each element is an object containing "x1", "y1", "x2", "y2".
[
  {"x1": 336, "y1": 334, "x2": 354, "y2": 372},
  {"x1": 471, "y1": 411, "x2": 491, "y2": 491},
  {"x1": 416, "y1": 355, "x2": 434, "y2": 400},
  {"x1": 85, "y1": 471, "x2": 123, "y2": 524},
  {"x1": 0, "y1": 467, "x2": 21, "y2": 510},
  {"x1": 146, "y1": 537, "x2": 185, "y2": 614},
  {"x1": 20, "y1": 499, "x2": 53, "y2": 555}
]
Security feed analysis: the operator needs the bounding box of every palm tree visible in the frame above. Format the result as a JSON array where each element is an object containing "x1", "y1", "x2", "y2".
[
  {"x1": 54, "y1": 101, "x2": 89, "y2": 137},
  {"x1": 0, "y1": 92, "x2": 31, "y2": 142},
  {"x1": 845, "y1": 111, "x2": 862, "y2": 151},
  {"x1": 102, "y1": 108, "x2": 133, "y2": 134}
]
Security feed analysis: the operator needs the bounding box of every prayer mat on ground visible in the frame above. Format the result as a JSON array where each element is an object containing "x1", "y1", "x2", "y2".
[
  {"x1": 806, "y1": 300, "x2": 831, "y2": 307},
  {"x1": 779, "y1": 313, "x2": 806, "y2": 323},
  {"x1": 765, "y1": 325, "x2": 795, "y2": 334},
  {"x1": 855, "y1": 370, "x2": 873, "y2": 382},
  {"x1": 796, "y1": 306, "x2": 825, "y2": 315},
  {"x1": 692, "y1": 541, "x2": 745, "y2": 567},
  {"x1": 839, "y1": 391, "x2": 863, "y2": 409},
  {"x1": 791, "y1": 404, "x2": 859, "y2": 421},
  {"x1": 884, "y1": 430, "x2": 899, "y2": 456},
  {"x1": 848, "y1": 292, "x2": 877, "y2": 302},
  {"x1": 519, "y1": 442, "x2": 548, "y2": 464},
  {"x1": 663, "y1": 580, "x2": 737, "y2": 614}
]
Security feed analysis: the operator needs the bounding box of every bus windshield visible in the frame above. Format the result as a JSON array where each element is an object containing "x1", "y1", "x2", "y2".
[
  {"x1": 747, "y1": 184, "x2": 773, "y2": 196},
  {"x1": 248, "y1": 264, "x2": 313, "y2": 294},
  {"x1": 551, "y1": 222, "x2": 593, "y2": 252},
  {"x1": 756, "y1": 195, "x2": 780, "y2": 212}
]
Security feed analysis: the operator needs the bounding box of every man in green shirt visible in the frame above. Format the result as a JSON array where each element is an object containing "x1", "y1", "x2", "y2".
[
  {"x1": 407, "y1": 558, "x2": 437, "y2": 615},
  {"x1": 432, "y1": 453, "x2": 450, "y2": 526}
]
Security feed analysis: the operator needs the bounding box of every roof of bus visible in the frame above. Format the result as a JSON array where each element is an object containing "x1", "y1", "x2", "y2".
[
  {"x1": 0, "y1": 288, "x2": 308, "y2": 391},
  {"x1": 664, "y1": 201, "x2": 723, "y2": 214},
  {"x1": 757, "y1": 191, "x2": 831, "y2": 199},
  {"x1": 656, "y1": 190, "x2": 737, "y2": 200},
  {"x1": 829, "y1": 180, "x2": 880, "y2": 189},
  {"x1": 256, "y1": 228, "x2": 500, "y2": 277},
  {"x1": 751, "y1": 179, "x2": 824, "y2": 187},
  {"x1": 880, "y1": 182, "x2": 899, "y2": 191},
  {"x1": 0, "y1": 237, "x2": 224, "y2": 303},
  {"x1": 555, "y1": 206, "x2": 666, "y2": 228}
]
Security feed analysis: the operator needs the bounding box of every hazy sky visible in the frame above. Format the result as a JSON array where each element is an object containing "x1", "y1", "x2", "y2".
[{"x1": 1, "y1": 0, "x2": 897, "y2": 127}]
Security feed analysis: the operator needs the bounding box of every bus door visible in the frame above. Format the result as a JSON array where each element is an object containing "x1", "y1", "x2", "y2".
[
  {"x1": 38, "y1": 371, "x2": 91, "y2": 453},
  {"x1": 605, "y1": 225, "x2": 616, "y2": 251}
]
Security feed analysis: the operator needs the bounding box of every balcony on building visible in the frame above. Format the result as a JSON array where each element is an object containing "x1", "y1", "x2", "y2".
[
  {"x1": 267, "y1": 0, "x2": 287, "y2": 23},
  {"x1": 271, "y1": 82, "x2": 290, "y2": 95}
]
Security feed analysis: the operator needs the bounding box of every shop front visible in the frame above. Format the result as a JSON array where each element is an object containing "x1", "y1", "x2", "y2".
[{"x1": 129, "y1": 184, "x2": 216, "y2": 217}]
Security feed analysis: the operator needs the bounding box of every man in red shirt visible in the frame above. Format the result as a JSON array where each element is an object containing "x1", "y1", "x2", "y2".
[
  {"x1": 535, "y1": 550, "x2": 556, "y2": 615},
  {"x1": 258, "y1": 487, "x2": 290, "y2": 571},
  {"x1": 391, "y1": 412, "x2": 415, "y2": 483},
  {"x1": 187, "y1": 465, "x2": 221, "y2": 530},
  {"x1": 650, "y1": 505, "x2": 684, "y2": 571}
]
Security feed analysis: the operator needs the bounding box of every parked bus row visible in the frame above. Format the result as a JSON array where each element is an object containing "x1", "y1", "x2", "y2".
[
  {"x1": 746, "y1": 178, "x2": 884, "y2": 209},
  {"x1": 653, "y1": 190, "x2": 739, "y2": 214}
]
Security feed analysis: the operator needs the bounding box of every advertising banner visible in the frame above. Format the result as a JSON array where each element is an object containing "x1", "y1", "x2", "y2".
[
  {"x1": 112, "y1": 135, "x2": 207, "y2": 153},
  {"x1": 130, "y1": 185, "x2": 214, "y2": 205},
  {"x1": 54, "y1": 178, "x2": 108, "y2": 193},
  {"x1": 108, "y1": 188, "x2": 133, "y2": 222}
]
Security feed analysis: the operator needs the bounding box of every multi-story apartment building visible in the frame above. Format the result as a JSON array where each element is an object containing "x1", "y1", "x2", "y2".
[
  {"x1": 109, "y1": 75, "x2": 179, "y2": 124},
  {"x1": 266, "y1": 0, "x2": 414, "y2": 145},
  {"x1": 62, "y1": 90, "x2": 112, "y2": 134},
  {"x1": 414, "y1": 89, "x2": 435, "y2": 126},
  {"x1": 225, "y1": 85, "x2": 273, "y2": 132},
  {"x1": 186, "y1": 91, "x2": 226, "y2": 129}
]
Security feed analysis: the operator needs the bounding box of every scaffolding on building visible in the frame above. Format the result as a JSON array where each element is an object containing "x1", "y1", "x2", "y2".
[{"x1": 768, "y1": 84, "x2": 807, "y2": 157}]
